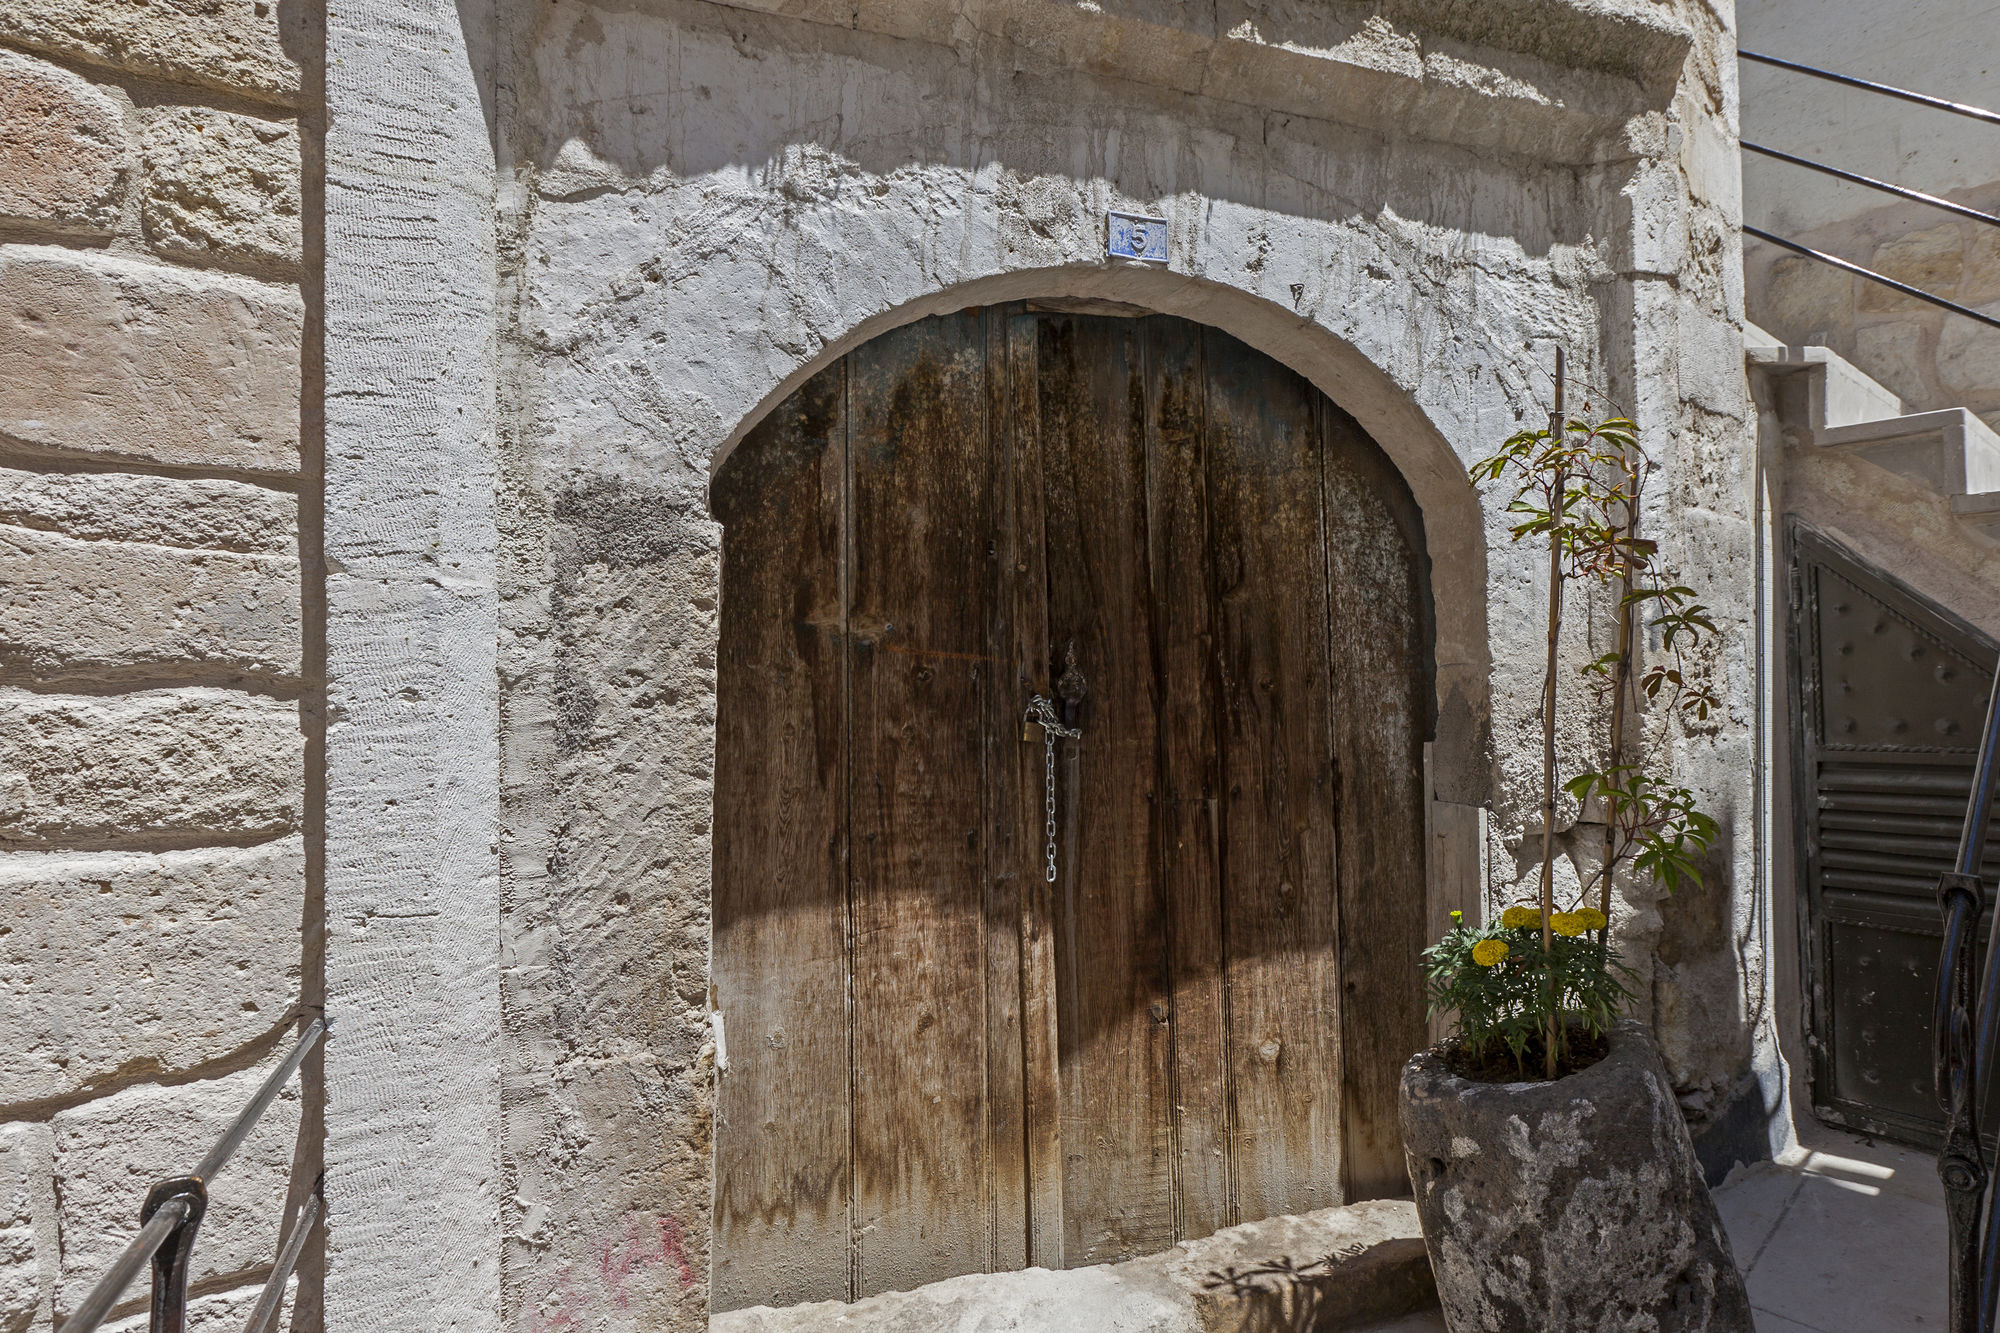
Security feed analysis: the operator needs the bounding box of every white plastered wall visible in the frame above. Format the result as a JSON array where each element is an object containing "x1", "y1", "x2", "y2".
[{"x1": 318, "y1": 0, "x2": 1761, "y2": 1327}]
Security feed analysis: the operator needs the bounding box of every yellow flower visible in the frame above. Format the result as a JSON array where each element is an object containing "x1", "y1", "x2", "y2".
[
  {"x1": 1551, "y1": 912, "x2": 1587, "y2": 938},
  {"x1": 1471, "y1": 939, "x2": 1509, "y2": 967},
  {"x1": 1499, "y1": 905, "x2": 1541, "y2": 930},
  {"x1": 1574, "y1": 907, "x2": 1609, "y2": 932}
]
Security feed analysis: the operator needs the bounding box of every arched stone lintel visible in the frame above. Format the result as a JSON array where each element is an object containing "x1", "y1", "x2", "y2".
[{"x1": 702, "y1": 264, "x2": 1494, "y2": 804}]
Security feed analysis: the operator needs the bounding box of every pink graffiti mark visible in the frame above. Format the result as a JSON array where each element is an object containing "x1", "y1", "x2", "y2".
[{"x1": 584, "y1": 1211, "x2": 702, "y2": 1314}]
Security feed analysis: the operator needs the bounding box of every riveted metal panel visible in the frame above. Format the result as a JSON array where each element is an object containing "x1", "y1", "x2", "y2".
[{"x1": 1789, "y1": 523, "x2": 2000, "y2": 1146}]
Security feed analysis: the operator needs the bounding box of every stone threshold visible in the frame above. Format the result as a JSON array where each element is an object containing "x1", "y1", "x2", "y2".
[{"x1": 711, "y1": 1198, "x2": 1436, "y2": 1333}]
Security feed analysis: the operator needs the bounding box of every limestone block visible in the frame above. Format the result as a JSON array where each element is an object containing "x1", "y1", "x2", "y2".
[
  {"x1": 1939, "y1": 308, "x2": 2000, "y2": 410},
  {"x1": 0, "y1": 526, "x2": 300, "y2": 679},
  {"x1": 0, "y1": 47, "x2": 127, "y2": 231},
  {"x1": 1759, "y1": 255, "x2": 1853, "y2": 345},
  {"x1": 139, "y1": 109, "x2": 301, "y2": 269},
  {"x1": 52, "y1": 1065, "x2": 302, "y2": 1320},
  {"x1": 0, "y1": 246, "x2": 302, "y2": 472},
  {"x1": 0, "y1": 0, "x2": 300, "y2": 105},
  {"x1": 0, "y1": 1123, "x2": 54, "y2": 1333},
  {"x1": 0, "y1": 688, "x2": 300, "y2": 847},
  {"x1": 0, "y1": 839, "x2": 304, "y2": 1103},
  {"x1": 0, "y1": 469, "x2": 296, "y2": 554},
  {"x1": 1853, "y1": 320, "x2": 1933, "y2": 408},
  {"x1": 101, "y1": 1277, "x2": 294, "y2": 1333},
  {"x1": 1967, "y1": 228, "x2": 2000, "y2": 305},
  {"x1": 1861, "y1": 223, "x2": 1965, "y2": 313}
]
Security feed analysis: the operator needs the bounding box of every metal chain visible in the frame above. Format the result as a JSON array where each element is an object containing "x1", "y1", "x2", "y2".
[{"x1": 1023, "y1": 695, "x2": 1080, "y2": 883}]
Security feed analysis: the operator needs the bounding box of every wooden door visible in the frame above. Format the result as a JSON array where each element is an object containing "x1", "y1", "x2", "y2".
[{"x1": 710, "y1": 306, "x2": 1430, "y2": 1311}]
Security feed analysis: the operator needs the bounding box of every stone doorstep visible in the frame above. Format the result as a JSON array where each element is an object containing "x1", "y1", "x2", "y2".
[{"x1": 710, "y1": 1198, "x2": 1435, "y2": 1333}]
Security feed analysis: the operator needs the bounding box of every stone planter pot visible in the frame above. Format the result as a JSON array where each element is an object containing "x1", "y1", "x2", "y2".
[{"x1": 1399, "y1": 1020, "x2": 1753, "y2": 1332}]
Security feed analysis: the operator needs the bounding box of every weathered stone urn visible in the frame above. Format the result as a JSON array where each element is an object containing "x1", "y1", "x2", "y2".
[{"x1": 1399, "y1": 1020, "x2": 1753, "y2": 1332}]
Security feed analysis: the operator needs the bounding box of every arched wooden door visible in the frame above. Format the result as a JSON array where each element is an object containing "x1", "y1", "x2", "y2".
[{"x1": 710, "y1": 305, "x2": 1432, "y2": 1311}]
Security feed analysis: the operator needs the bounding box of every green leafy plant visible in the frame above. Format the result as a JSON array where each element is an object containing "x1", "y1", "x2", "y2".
[
  {"x1": 1424, "y1": 907, "x2": 1636, "y2": 1075},
  {"x1": 1433, "y1": 360, "x2": 1722, "y2": 1079}
]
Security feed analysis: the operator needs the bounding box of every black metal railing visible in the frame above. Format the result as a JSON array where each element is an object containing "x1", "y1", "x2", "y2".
[
  {"x1": 1739, "y1": 49, "x2": 2000, "y2": 336},
  {"x1": 58, "y1": 1018, "x2": 326, "y2": 1333}
]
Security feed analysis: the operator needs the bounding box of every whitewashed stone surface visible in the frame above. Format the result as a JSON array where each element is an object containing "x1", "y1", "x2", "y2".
[
  {"x1": 0, "y1": 688, "x2": 301, "y2": 846},
  {"x1": 51, "y1": 1065, "x2": 302, "y2": 1320},
  {"x1": 100, "y1": 1277, "x2": 295, "y2": 1333},
  {"x1": 0, "y1": 839, "x2": 304, "y2": 1103},
  {"x1": 0, "y1": 0, "x2": 300, "y2": 104},
  {"x1": 0, "y1": 246, "x2": 302, "y2": 472},
  {"x1": 139, "y1": 108, "x2": 302, "y2": 269},
  {"x1": 0, "y1": 47, "x2": 126, "y2": 231}
]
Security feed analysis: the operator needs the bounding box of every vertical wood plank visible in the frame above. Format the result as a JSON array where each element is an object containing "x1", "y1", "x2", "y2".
[
  {"x1": 1321, "y1": 399, "x2": 1432, "y2": 1199},
  {"x1": 846, "y1": 315, "x2": 999, "y2": 1296},
  {"x1": 1425, "y1": 743, "x2": 1487, "y2": 1044},
  {"x1": 978, "y1": 306, "x2": 1032, "y2": 1276},
  {"x1": 1202, "y1": 327, "x2": 1344, "y2": 1222},
  {"x1": 1038, "y1": 314, "x2": 1178, "y2": 1266},
  {"x1": 709, "y1": 369, "x2": 851, "y2": 1311},
  {"x1": 1140, "y1": 318, "x2": 1235, "y2": 1238},
  {"x1": 1005, "y1": 312, "x2": 1066, "y2": 1269}
]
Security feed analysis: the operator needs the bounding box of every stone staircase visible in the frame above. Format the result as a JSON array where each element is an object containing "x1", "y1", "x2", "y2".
[{"x1": 1749, "y1": 328, "x2": 2000, "y2": 539}]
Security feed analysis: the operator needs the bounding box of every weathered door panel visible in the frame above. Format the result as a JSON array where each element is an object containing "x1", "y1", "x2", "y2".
[
  {"x1": 1202, "y1": 329, "x2": 1345, "y2": 1222},
  {"x1": 1792, "y1": 525, "x2": 2000, "y2": 1147},
  {"x1": 710, "y1": 369, "x2": 851, "y2": 1311},
  {"x1": 1321, "y1": 403, "x2": 1432, "y2": 1198},
  {"x1": 846, "y1": 315, "x2": 1004, "y2": 1294},
  {"x1": 1036, "y1": 314, "x2": 1180, "y2": 1266}
]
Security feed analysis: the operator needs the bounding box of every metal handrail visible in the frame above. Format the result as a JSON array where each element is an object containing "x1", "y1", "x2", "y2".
[
  {"x1": 1740, "y1": 50, "x2": 2000, "y2": 127},
  {"x1": 1743, "y1": 226, "x2": 2000, "y2": 334},
  {"x1": 1939, "y1": 664, "x2": 2000, "y2": 1333},
  {"x1": 1742, "y1": 142, "x2": 2000, "y2": 231},
  {"x1": 58, "y1": 1019, "x2": 327, "y2": 1333}
]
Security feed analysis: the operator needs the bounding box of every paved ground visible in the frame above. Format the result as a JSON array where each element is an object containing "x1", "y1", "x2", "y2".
[{"x1": 1714, "y1": 1124, "x2": 1945, "y2": 1332}]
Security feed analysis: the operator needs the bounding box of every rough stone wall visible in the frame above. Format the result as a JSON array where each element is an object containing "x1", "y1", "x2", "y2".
[
  {"x1": 477, "y1": 0, "x2": 1761, "y2": 1324},
  {"x1": 0, "y1": 3, "x2": 320, "y2": 1331}
]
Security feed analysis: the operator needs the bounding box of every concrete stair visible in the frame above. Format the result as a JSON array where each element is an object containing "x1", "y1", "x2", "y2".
[{"x1": 1749, "y1": 330, "x2": 2000, "y2": 540}]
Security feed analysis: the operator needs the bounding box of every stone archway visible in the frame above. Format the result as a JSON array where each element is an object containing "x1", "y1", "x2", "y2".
[{"x1": 708, "y1": 303, "x2": 1434, "y2": 1311}]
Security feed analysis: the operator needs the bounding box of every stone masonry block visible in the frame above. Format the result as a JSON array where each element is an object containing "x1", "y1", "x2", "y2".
[
  {"x1": 0, "y1": 1123, "x2": 54, "y2": 1333},
  {"x1": 1861, "y1": 223, "x2": 1965, "y2": 313},
  {"x1": 139, "y1": 108, "x2": 301, "y2": 269},
  {"x1": 0, "y1": 246, "x2": 301, "y2": 472},
  {"x1": 0, "y1": 0, "x2": 301, "y2": 106},
  {"x1": 52, "y1": 1065, "x2": 302, "y2": 1320},
  {"x1": 0, "y1": 47, "x2": 127, "y2": 232},
  {"x1": 0, "y1": 525, "x2": 301, "y2": 679},
  {"x1": 0, "y1": 469, "x2": 296, "y2": 555},
  {"x1": 0, "y1": 838, "x2": 304, "y2": 1104},
  {"x1": 1968, "y1": 228, "x2": 2000, "y2": 305},
  {"x1": 0, "y1": 688, "x2": 300, "y2": 847}
]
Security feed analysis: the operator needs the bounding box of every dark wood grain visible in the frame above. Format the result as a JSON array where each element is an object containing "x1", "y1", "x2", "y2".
[
  {"x1": 1203, "y1": 327, "x2": 1345, "y2": 1222},
  {"x1": 1140, "y1": 317, "x2": 1235, "y2": 1239},
  {"x1": 709, "y1": 368, "x2": 851, "y2": 1311},
  {"x1": 1004, "y1": 312, "x2": 1066, "y2": 1269},
  {"x1": 1321, "y1": 401, "x2": 1432, "y2": 1200},
  {"x1": 845, "y1": 315, "x2": 1000, "y2": 1297},
  {"x1": 1037, "y1": 314, "x2": 1178, "y2": 1267}
]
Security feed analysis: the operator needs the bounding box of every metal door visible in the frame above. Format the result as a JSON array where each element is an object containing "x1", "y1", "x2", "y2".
[{"x1": 1791, "y1": 524, "x2": 2000, "y2": 1145}]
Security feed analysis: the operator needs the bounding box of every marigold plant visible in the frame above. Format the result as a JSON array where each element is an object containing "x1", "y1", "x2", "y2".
[{"x1": 1424, "y1": 909, "x2": 1635, "y2": 1074}]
